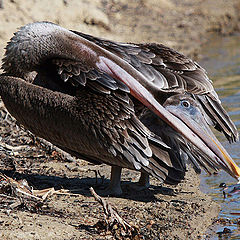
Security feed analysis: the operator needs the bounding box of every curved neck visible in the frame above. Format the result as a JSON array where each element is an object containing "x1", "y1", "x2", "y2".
[{"x1": 1, "y1": 23, "x2": 97, "y2": 79}]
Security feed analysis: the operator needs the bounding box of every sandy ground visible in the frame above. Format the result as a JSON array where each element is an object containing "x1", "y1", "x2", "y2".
[{"x1": 0, "y1": 0, "x2": 239, "y2": 239}]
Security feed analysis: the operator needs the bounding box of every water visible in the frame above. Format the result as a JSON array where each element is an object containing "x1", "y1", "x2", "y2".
[{"x1": 198, "y1": 34, "x2": 240, "y2": 239}]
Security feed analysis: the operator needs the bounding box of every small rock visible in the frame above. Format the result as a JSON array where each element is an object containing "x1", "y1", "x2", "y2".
[
  {"x1": 219, "y1": 182, "x2": 226, "y2": 187},
  {"x1": 217, "y1": 227, "x2": 232, "y2": 235}
]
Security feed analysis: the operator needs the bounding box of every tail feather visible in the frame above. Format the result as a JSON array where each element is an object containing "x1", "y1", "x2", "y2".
[{"x1": 197, "y1": 95, "x2": 239, "y2": 142}]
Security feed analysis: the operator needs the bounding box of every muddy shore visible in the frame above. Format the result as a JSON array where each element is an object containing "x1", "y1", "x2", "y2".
[{"x1": 0, "y1": 0, "x2": 240, "y2": 239}]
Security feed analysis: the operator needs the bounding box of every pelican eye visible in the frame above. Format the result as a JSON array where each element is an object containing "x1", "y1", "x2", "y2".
[{"x1": 181, "y1": 100, "x2": 190, "y2": 108}]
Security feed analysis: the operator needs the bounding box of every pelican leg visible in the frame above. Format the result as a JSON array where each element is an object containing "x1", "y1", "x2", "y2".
[
  {"x1": 128, "y1": 172, "x2": 150, "y2": 192},
  {"x1": 138, "y1": 172, "x2": 150, "y2": 188},
  {"x1": 105, "y1": 166, "x2": 123, "y2": 196}
]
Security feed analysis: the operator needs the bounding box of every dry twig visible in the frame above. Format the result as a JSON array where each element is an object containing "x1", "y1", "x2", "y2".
[
  {"x1": 0, "y1": 173, "x2": 55, "y2": 210},
  {"x1": 90, "y1": 187, "x2": 131, "y2": 230},
  {"x1": 0, "y1": 172, "x2": 86, "y2": 211},
  {"x1": 90, "y1": 187, "x2": 143, "y2": 239},
  {"x1": 0, "y1": 141, "x2": 29, "y2": 152}
]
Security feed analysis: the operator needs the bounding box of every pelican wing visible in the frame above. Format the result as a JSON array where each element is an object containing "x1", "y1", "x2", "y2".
[
  {"x1": 71, "y1": 31, "x2": 238, "y2": 142},
  {"x1": 0, "y1": 73, "x2": 187, "y2": 184},
  {"x1": 71, "y1": 31, "x2": 214, "y2": 95},
  {"x1": 6, "y1": 47, "x2": 187, "y2": 183}
]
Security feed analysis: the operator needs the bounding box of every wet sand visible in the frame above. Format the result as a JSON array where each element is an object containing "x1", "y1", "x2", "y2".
[{"x1": 0, "y1": 0, "x2": 239, "y2": 239}]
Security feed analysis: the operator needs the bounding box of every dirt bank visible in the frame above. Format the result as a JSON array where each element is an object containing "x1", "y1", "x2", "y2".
[{"x1": 0, "y1": 0, "x2": 239, "y2": 239}]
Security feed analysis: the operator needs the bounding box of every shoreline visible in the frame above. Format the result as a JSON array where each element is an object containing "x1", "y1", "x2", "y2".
[{"x1": 0, "y1": 0, "x2": 239, "y2": 239}]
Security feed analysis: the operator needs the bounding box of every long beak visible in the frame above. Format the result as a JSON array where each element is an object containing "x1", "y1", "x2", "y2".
[
  {"x1": 164, "y1": 104, "x2": 240, "y2": 179},
  {"x1": 66, "y1": 32, "x2": 240, "y2": 179}
]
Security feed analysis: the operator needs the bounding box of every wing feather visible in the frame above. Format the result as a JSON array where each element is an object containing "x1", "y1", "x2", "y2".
[{"x1": 69, "y1": 31, "x2": 238, "y2": 141}]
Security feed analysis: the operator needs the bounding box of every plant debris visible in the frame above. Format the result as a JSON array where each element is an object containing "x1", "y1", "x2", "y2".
[
  {"x1": 90, "y1": 187, "x2": 144, "y2": 239},
  {"x1": 0, "y1": 173, "x2": 78, "y2": 212},
  {"x1": 0, "y1": 173, "x2": 55, "y2": 211}
]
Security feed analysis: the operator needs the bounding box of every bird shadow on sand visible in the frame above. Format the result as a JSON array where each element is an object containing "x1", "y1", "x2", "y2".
[{"x1": 1, "y1": 170, "x2": 176, "y2": 203}]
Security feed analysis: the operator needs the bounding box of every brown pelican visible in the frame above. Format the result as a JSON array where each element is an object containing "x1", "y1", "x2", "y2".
[{"x1": 0, "y1": 21, "x2": 239, "y2": 195}]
